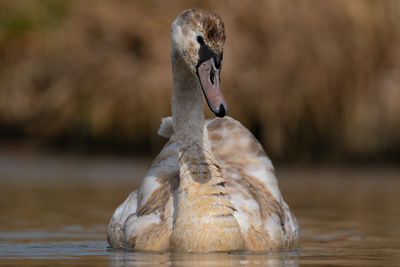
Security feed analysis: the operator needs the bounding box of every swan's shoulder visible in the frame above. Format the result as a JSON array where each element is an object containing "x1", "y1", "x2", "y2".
[
  {"x1": 107, "y1": 136, "x2": 179, "y2": 250},
  {"x1": 207, "y1": 116, "x2": 299, "y2": 248},
  {"x1": 206, "y1": 116, "x2": 277, "y2": 194}
]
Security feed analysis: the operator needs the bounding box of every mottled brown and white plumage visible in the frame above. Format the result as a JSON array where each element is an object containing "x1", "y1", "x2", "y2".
[{"x1": 107, "y1": 9, "x2": 299, "y2": 252}]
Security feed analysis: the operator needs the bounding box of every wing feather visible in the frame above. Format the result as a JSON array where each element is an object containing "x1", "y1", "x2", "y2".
[
  {"x1": 107, "y1": 137, "x2": 179, "y2": 250},
  {"x1": 208, "y1": 117, "x2": 298, "y2": 248}
]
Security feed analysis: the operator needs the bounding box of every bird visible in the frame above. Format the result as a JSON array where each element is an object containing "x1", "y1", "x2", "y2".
[{"x1": 107, "y1": 9, "x2": 299, "y2": 252}]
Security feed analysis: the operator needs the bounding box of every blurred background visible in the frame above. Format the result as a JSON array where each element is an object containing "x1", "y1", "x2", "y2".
[
  {"x1": 1, "y1": 2, "x2": 400, "y2": 264},
  {"x1": 1, "y1": 0, "x2": 400, "y2": 164}
]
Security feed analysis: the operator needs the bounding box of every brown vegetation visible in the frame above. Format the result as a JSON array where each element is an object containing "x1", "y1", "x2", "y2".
[{"x1": 0, "y1": 0, "x2": 399, "y2": 162}]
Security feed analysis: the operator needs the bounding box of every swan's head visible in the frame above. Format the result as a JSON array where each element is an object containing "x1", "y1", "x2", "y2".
[{"x1": 171, "y1": 9, "x2": 227, "y2": 117}]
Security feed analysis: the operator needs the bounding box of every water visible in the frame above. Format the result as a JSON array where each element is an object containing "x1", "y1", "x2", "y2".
[{"x1": 0, "y1": 150, "x2": 399, "y2": 266}]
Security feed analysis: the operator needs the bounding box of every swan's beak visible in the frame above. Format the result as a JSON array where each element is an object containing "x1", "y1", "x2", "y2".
[{"x1": 197, "y1": 58, "x2": 228, "y2": 117}]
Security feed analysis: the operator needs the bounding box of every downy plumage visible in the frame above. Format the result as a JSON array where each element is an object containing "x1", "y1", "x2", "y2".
[{"x1": 107, "y1": 9, "x2": 299, "y2": 252}]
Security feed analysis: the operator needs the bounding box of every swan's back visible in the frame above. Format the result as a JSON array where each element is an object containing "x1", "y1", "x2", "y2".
[{"x1": 107, "y1": 117, "x2": 298, "y2": 251}]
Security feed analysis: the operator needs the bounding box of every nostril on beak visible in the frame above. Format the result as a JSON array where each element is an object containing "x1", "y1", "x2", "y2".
[{"x1": 210, "y1": 67, "x2": 215, "y2": 85}]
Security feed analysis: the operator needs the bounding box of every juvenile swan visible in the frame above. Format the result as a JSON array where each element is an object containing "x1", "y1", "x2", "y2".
[{"x1": 107, "y1": 9, "x2": 298, "y2": 252}]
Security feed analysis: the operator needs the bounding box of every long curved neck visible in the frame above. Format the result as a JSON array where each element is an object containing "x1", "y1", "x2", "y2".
[
  {"x1": 171, "y1": 51, "x2": 222, "y2": 184},
  {"x1": 170, "y1": 50, "x2": 244, "y2": 252},
  {"x1": 171, "y1": 52, "x2": 206, "y2": 162}
]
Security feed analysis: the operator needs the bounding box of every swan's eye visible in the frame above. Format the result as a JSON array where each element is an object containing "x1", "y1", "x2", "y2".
[
  {"x1": 210, "y1": 67, "x2": 215, "y2": 85},
  {"x1": 197, "y1": 36, "x2": 204, "y2": 44}
]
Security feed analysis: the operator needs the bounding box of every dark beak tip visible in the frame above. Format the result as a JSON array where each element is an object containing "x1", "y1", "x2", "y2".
[{"x1": 214, "y1": 104, "x2": 227, "y2": 118}]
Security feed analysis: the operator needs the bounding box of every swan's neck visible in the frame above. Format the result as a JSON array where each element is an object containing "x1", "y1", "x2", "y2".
[
  {"x1": 170, "y1": 51, "x2": 244, "y2": 252},
  {"x1": 171, "y1": 52, "x2": 222, "y2": 186},
  {"x1": 171, "y1": 53, "x2": 206, "y2": 165}
]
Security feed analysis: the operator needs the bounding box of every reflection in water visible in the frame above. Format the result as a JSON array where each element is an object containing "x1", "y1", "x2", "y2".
[
  {"x1": 0, "y1": 151, "x2": 399, "y2": 266},
  {"x1": 109, "y1": 249, "x2": 299, "y2": 267}
]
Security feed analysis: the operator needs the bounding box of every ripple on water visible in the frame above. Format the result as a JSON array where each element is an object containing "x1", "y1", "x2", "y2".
[{"x1": 0, "y1": 152, "x2": 399, "y2": 266}]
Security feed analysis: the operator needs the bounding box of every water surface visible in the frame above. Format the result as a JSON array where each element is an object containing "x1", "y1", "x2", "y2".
[{"x1": 0, "y1": 151, "x2": 399, "y2": 266}]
